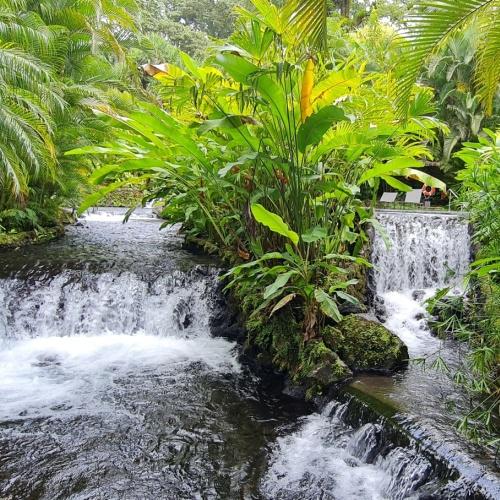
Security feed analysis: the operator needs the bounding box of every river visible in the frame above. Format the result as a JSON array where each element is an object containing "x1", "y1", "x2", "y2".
[{"x1": 0, "y1": 208, "x2": 498, "y2": 499}]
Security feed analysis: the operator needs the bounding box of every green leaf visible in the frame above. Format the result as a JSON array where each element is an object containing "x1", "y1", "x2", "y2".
[
  {"x1": 283, "y1": 0, "x2": 328, "y2": 50},
  {"x1": 381, "y1": 175, "x2": 412, "y2": 192},
  {"x1": 324, "y1": 253, "x2": 372, "y2": 267},
  {"x1": 301, "y1": 226, "x2": 327, "y2": 243},
  {"x1": 78, "y1": 176, "x2": 150, "y2": 215},
  {"x1": 471, "y1": 256, "x2": 500, "y2": 267},
  {"x1": 314, "y1": 288, "x2": 342, "y2": 322},
  {"x1": 215, "y1": 53, "x2": 259, "y2": 83},
  {"x1": 90, "y1": 159, "x2": 167, "y2": 184},
  {"x1": 400, "y1": 168, "x2": 447, "y2": 191},
  {"x1": 472, "y1": 264, "x2": 499, "y2": 277},
  {"x1": 297, "y1": 105, "x2": 346, "y2": 153},
  {"x1": 334, "y1": 290, "x2": 359, "y2": 305},
  {"x1": 264, "y1": 271, "x2": 296, "y2": 299},
  {"x1": 225, "y1": 251, "x2": 283, "y2": 275},
  {"x1": 251, "y1": 204, "x2": 299, "y2": 245},
  {"x1": 65, "y1": 145, "x2": 132, "y2": 156},
  {"x1": 218, "y1": 152, "x2": 259, "y2": 177},
  {"x1": 270, "y1": 293, "x2": 296, "y2": 316},
  {"x1": 328, "y1": 279, "x2": 359, "y2": 292},
  {"x1": 197, "y1": 115, "x2": 258, "y2": 136},
  {"x1": 359, "y1": 157, "x2": 424, "y2": 184}
]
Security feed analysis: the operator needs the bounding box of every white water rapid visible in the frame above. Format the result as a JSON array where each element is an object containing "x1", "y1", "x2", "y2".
[{"x1": 0, "y1": 270, "x2": 239, "y2": 420}]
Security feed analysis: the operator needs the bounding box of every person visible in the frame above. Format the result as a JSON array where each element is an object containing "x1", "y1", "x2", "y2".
[{"x1": 421, "y1": 184, "x2": 436, "y2": 198}]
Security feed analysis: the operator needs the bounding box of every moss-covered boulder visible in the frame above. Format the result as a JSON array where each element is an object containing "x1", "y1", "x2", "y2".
[
  {"x1": 295, "y1": 340, "x2": 352, "y2": 389},
  {"x1": 246, "y1": 314, "x2": 353, "y2": 397},
  {"x1": 246, "y1": 313, "x2": 301, "y2": 373},
  {"x1": 324, "y1": 315, "x2": 408, "y2": 372}
]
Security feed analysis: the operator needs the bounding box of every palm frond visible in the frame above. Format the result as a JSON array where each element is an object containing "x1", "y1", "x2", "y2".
[
  {"x1": 475, "y1": 8, "x2": 500, "y2": 114},
  {"x1": 396, "y1": 0, "x2": 500, "y2": 117},
  {"x1": 284, "y1": 0, "x2": 328, "y2": 51}
]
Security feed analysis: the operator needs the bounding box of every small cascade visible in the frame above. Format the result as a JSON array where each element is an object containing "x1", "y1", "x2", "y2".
[
  {"x1": 81, "y1": 206, "x2": 158, "y2": 221},
  {"x1": 371, "y1": 211, "x2": 470, "y2": 294},
  {"x1": 0, "y1": 265, "x2": 242, "y2": 422},
  {"x1": 261, "y1": 400, "x2": 443, "y2": 499},
  {"x1": 0, "y1": 268, "x2": 215, "y2": 340},
  {"x1": 370, "y1": 211, "x2": 470, "y2": 356}
]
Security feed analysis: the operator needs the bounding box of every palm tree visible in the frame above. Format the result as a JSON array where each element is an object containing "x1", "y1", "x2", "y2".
[
  {"x1": 396, "y1": 0, "x2": 500, "y2": 117},
  {"x1": 0, "y1": 0, "x2": 139, "y2": 210},
  {"x1": 0, "y1": 10, "x2": 61, "y2": 204}
]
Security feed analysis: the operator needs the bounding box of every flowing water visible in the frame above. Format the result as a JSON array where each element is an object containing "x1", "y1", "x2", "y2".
[
  {"x1": 365, "y1": 211, "x2": 473, "y2": 419},
  {"x1": 0, "y1": 208, "x2": 498, "y2": 499}
]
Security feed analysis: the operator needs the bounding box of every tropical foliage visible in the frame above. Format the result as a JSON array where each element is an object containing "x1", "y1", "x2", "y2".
[
  {"x1": 1, "y1": 0, "x2": 498, "y2": 446},
  {"x1": 0, "y1": 0, "x2": 140, "y2": 231},
  {"x1": 69, "y1": 0, "x2": 445, "y2": 345},
  {"x1": 396, "y1": 0, "x2": 500, "y2": 117}
]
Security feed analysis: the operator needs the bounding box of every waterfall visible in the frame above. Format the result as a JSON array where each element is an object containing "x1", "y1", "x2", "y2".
[
  {"x1": 371, "y1": 211, "x2": 471, "y2": 294},
  {"x1": 370, "y1": 211, "x2": 471, "y2": 356},
  {"x1": 0, "y1": 267, "x2": 242, "y2": 422}
]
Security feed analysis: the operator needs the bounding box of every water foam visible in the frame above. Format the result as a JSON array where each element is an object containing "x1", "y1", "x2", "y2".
[
  {"x1": 81, "y1": 207, "x2": 159, "y2": 222},
  {"x1": 0, "y1": 334, "x2": 239, "y2": 420},
  {"x1": 262, "y1": 405, "x2": 391, "y2": 499}
]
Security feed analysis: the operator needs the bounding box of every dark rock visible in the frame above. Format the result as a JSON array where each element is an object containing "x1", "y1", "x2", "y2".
[
  {"x1": 338, "y1": 301, "x2": 367, "y2": 315},
  {"x1": 373, "y1": 295, "x2": 387, "y2": 323},
  {"x1": 412, "y1": 289, "x2": 426, "y2": 301},
  {"x1": 307, "y1": 350, "x2": 352, "y2": 386},
  {"x1": 323, "y1": 315, "x2": 408, "y2": 373},
  {"x1": 173, "y1": 299, "x2": 192, "y2": 329}
]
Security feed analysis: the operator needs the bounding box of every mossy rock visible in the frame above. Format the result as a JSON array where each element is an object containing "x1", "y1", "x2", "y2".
[
  {"x1": 0, "y1": 226, "x2": 63, "y2": 249},
  {"x1": 246, "y1": 313, "x2": 301, "y2": 373},
  {"x1": 295, "y1": 340, "x2": 352, "y2": 397},
  {"x1": 324, "y1": 315, "x2": 408, "y2": 372},
  {"x1": 246, "y1": 314, "x2": 352, "y2": 397}
]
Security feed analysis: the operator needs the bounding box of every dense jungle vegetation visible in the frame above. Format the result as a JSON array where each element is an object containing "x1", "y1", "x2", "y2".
[{"x1": 1, "y1": 0, "x2": 498, "y2": 444}]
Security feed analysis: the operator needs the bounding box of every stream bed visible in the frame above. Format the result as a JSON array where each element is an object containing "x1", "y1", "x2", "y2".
[{"x1": 0, "y1": 208, "x2": 498, "y2": 499}]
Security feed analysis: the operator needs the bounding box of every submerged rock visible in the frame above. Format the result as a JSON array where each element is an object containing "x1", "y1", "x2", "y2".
[{"x1": 324, "y1": 315, "x2": 408, "y2": 373}]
